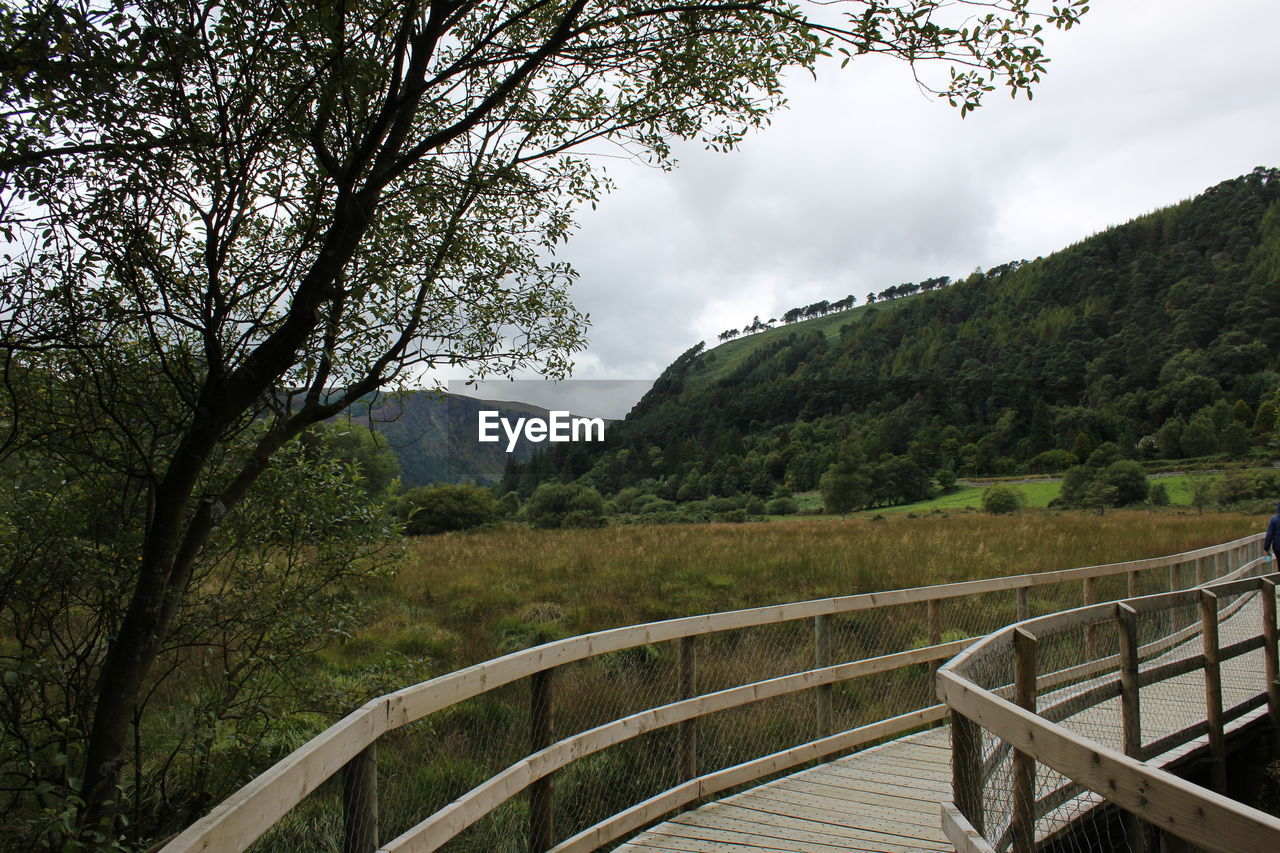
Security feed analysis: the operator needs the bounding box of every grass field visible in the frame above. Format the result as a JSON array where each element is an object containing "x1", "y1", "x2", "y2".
[
  {"x1": 343, "y1": 509, "x2": 1264, "y2": 674},
  {"x1": 780, "y1": 468, "x2": 1275, "y2": 520}
]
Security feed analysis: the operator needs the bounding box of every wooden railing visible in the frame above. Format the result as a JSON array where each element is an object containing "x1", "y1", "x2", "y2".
[
  {"x1": 938, "y1": 549, "x2": 1280, "y2": 853},
  {"x1": 161, "y1": 534, "x2": 1264, "y2": 853}
]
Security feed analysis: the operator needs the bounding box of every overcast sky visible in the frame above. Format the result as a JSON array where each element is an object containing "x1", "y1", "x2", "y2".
[{"x1": 458, "y1": 0, "x2": 1280, "y2": 419}]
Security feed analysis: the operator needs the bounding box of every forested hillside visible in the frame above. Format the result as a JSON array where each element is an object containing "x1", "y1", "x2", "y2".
[{"x1": 503, "y1": 168, "x2": 1280, "y2": 506}]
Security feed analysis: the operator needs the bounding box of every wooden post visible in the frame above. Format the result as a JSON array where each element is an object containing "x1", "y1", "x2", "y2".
[
  {"x1": 814, "y1": 614, "x2": 833, "y2": 739},
  {"x1": 1195, "y1": 556, "x2": 1206, "y2": 587},
  {"x1": 1128, "y1": 570, "x2": 1140, "y2": 600},
  {"x1": 1017, "y1": 586, "x2": 1030, "y2": 622},
  {"x1": 952, "y1": 712, "x2": 984, "y2": 836},
  {"x1": 1169, "y1": 563, "x2": 1181, "y2": 632},
  {"x1": 1117, "y1": 602, "x2": 1146, "y2": 853},
  {"x1": 1084, "y1": 577, "x2": 1099, "y2": 660},
  {"x1": 530, "y1": 668, "x2": 555, "y2": 852},
  {"x1": 678, "y1": 636, "x2": 697, "y2": 784},
  {"x1": 927, "y1": 600, "x2": 943, "y2": 729},
  {"x1": 1199, "y1": 591, "x2": 1227, "y2": 796},
  {"x1": 1263, "y1": 578, "x2": 1280, "y2": 755},
  {"x1": 1012, "y1": 628, "x2": 1038, "y2": 853},
  {"x1": 342, "y1": 742, "x2": 378, "y2": 853}
]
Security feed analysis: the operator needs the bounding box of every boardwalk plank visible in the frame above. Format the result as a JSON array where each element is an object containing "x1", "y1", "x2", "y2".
[
  {"x1": 619, "y1": 588, "x2": 1266, "y2": 853},
  {"x1": 681, "y1": 806, "x2": 942, "y2": 852},
  {"x1": 691, "y1": 804, "x2": 950, "y2": 852}
]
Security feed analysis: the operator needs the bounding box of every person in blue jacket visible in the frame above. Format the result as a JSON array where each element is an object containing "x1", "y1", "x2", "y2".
[{"x1": 1266, "y1": 501, "x2": 1280, "y2": 561}]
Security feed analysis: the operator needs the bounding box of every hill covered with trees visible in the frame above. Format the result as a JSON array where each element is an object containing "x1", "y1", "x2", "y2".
[{"x1": 503, "y1": 168, "x2": 1280, "y2": 510}]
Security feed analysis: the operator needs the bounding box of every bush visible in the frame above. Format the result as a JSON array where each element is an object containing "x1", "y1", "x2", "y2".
[
  {"x1": 1149, "y1": 483, "x2": 1170, "y2": 507},
  {"x1": 744, "y1": 496, "x2": 765, "y2": 515},
  {"x1": 497, "y1": 491, "x2": 521, "y2": 518},
  {"x1": 401, "y1": 484, "x2": 500, "y2": 535},
  {"x1": 1059, "y1": 466, "x2": 1094, "y2": 505},
  {"x1": 524, "y1": 483, "x2": 606, "y2": 529},
  {"x1": 935, "y1": 468, "x2": 958, "y2": 491},
  {"x1": 1027, "y1": 449, "x2": 1076, "y2": 474},
  {"x1": 981, "y1": 484, "x2": 1025, "y2": 514},
  {"x1": 1058, "y1": 460, "x2": 1150, "y2": 509},
  {"x1": 1100, "y1": 460, "x2": 1149, "y2": 506},
  {"x1": 706, "y1": 496, "x2": 741, "y2": 513},
  {"x1": 765, "y1": 497, "x2": 798, "y2": 515},
  {"x1": 638, "y1": 497, "x2": 675, "y2": 515},
  {"x1": 1212, "y1": 470, "x2": 1280, "y2": 506}
]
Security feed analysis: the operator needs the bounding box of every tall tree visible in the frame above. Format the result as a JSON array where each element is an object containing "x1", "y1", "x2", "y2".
[{"x1": 0, "y1": 0, "x2": 1089, "y2": 838}]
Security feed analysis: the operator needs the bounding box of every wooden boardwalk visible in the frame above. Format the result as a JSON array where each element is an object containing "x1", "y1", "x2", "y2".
[
  {"x1": 616, "y1": 726, "x2": 953, "y2": 853},
  {"x1": 618, "y1": 591, "x2": 1271, "y2": 853}
]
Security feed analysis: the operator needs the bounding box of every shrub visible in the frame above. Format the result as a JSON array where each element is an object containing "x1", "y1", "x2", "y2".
[
  {"x1": 706, "y1": 496, "x2": 741, "y2": 513},
  {"x1": 1058, "y1": 461, "x2": 1150, "y2": 509},
  {"x1": 765, "y1": 497, "x2": 798, "y2": 515},
  {"x1": 524, "y1": 483, "x2": 606, "y2": 529},
  {"x1": 630, "y1": 493, "x2": 666, "y2": 514},
  {"x1": 1149, "y1": 483, "x2": 1170, "y2": 506},
  {"x1": 981, "y1": 484, "x2": 1025, "y2": 515},
  {"x1": 497, "y1": 491, "x2": 521, "y2": 518},
  {"x1": 1100, "y1": 460, "x2": 1149, "y2": 506},
  {"x1": 744, "y1": 496, "x2": 765, "y2": 515},
  {"x1": 401, "y1": 484, "x2": 500, "y2": 535},
  {"x1": 638, "y1": 498, "x2": 675, "y2": 515},
  {"x1": 1027, "y1": 449, "x2": 1076, "y2": 474},
  {"x1": 1059, "y1": 466, "x2": 1094, "y2": 505}
]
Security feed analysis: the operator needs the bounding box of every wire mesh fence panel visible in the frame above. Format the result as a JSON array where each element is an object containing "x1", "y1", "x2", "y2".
[
  {"x1": 218, "y1": 537, "x2": 1272, "y2": 853},
  {"x1": 553, "y1": 727, "x2": 683, "y2": 845},
  {"x1": 828, "y1": 602, "x2": 931, "y2": 662},
  {"x1": 375, "y1": 681, "x2": 532, "y2": 852},
  {"x1": 245, "y1": 773, "x2": 343, "y2": 853}
]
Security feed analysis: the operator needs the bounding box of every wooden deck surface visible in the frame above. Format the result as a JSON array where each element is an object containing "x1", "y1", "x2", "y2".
[
  {"x1": 616, "y1": 726, "x2": 954, "y2": 853},
  {"x1": 617, "y1": 591, "x2": 1271, "y2": 853}
]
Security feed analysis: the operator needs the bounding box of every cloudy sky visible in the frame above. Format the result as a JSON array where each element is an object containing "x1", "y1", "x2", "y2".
[{"x1": 459, "y1": 0, "x2": 1280, "y2": 418}]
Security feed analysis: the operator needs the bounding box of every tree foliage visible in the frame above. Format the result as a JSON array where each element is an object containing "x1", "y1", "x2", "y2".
[
  {"x1": 0, "y1": 0, "x2": 1090, "y2": 840},
  {"x1": 981, "y1": 483, "x2": 1024, "y2": 514},
  {"x1": 524, "y1": 482, "x2": 606, "y2": 529},
  {"x1": 400, "y1": 484, "x2": 500, "y2": 535}
]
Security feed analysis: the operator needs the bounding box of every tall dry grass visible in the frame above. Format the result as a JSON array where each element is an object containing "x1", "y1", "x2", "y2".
[{"x1": 363, "y1": 510, "x2": 1262, "y2": 671}]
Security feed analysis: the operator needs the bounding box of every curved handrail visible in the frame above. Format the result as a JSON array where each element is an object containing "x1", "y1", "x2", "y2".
[
  {"x1": 162, "y1": 533, "x2": 1263, "y2": 853},
  {"x1": 938, "y1": 557, "x2": 1280, "y2": 853}
]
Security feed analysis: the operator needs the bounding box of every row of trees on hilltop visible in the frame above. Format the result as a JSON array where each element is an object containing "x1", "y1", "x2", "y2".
[
  {"x1": 716, "y1": 272, "x2": 972, "y2": 344},
  {"x1": 865, "y1": 274, "x2": 956, "y2": 303},
  {"x1": 506, "y1": 169, "x2": 1280, "y2": 513}
]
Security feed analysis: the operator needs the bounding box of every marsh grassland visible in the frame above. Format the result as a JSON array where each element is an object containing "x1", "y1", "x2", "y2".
[{"x1": 351, "y1": 510, "x2": 1262, "y2": 670}]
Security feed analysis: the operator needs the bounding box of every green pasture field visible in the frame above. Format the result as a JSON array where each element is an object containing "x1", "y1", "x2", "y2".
[{"x1": 781, "y1": 468, "x2": 1279, "y2": 520}]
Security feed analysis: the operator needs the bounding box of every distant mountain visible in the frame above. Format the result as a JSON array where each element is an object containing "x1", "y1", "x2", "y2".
[
  {"x1": 342, "y1": 391, "x2": 610, "y2": 486},
  {"x1": 503, "y1": 167, "x2": 1280, "y2": 503}
]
